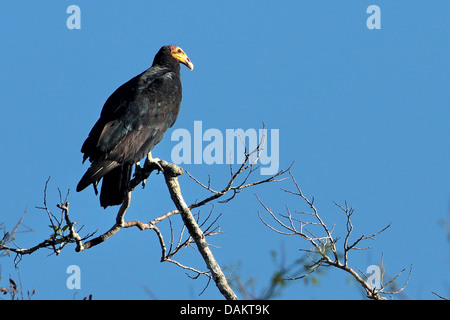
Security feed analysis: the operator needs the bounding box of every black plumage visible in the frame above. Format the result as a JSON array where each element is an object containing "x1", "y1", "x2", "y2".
[{"x1": 76, "y1": 45, "x2": 193, "y2": 208}]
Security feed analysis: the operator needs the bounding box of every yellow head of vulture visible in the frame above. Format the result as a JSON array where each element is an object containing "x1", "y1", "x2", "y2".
[{"x1": 169, "y1": 45, "x2": 194, "y2": 71}]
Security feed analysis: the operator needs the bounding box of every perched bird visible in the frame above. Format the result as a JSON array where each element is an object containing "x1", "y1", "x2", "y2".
[{"x1": 76, "y1": 45, "x2": 193, "y2": 208}]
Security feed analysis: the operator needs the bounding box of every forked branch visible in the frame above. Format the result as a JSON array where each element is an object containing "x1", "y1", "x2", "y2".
[
  {"x1": 257, "y1": 170, "x2": 411, "y2": 300},
  {"x1": 1, "y1": 133, "x2": 289, "y2": 300}
]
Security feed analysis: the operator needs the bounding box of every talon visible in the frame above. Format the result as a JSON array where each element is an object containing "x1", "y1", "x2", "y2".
[
  {"x1": 146, "y1": 152, "x2": 163, "y2": 173},
  {"x1": 133, "y1": 162, "x2": 148, "y2": 188},
  {"x1": 134, "y1": 162, "x2": 141, "y2": 176}
]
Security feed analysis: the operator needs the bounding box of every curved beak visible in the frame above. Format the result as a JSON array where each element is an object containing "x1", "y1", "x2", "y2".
[
  {"x1": 171, "y1": 46, "x2": 194, "y2": 71},
  {"x1": 182, "y1": 57, "x2": 194, "y2": 71}
]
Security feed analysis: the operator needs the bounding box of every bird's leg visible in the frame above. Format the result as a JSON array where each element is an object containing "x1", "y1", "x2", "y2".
[
  {"x1": 133, "y1": 161, "x2": 147, "y2": 188},
  {"x1": 135, "y1": 161, "x2": 141, "y2": 172},
  {"x1": 145, "y1": 151, "x2": 164, "y2": 173},
  {"x1": 134, "y1": 161, "x2": 141, "y2": 176},
  {"x1": 134, "y1": 153, "x2": 163, "y2": 188}
]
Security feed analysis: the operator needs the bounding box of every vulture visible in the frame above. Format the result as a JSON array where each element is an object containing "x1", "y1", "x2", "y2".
[{"x1": 76, "y1": 45, "x2": 193, "y2": 208}]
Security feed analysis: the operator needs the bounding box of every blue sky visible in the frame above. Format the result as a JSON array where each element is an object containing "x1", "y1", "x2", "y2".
[{"x1": 0, "y1": 1, "x2": 449, "y2": 300}]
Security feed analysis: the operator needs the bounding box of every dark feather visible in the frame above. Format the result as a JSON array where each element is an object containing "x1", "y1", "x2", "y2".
[
  {"x1": 99, "y1": 164, "x2": 132, "y2": 208},
  {"x1": 76, "y1": 160, "x2": 120, "y2": 192}
]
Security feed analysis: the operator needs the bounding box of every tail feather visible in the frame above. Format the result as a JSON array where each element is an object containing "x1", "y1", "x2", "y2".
[
  {"x1": 76, "y1": 160, "x2": 119, "y2": 193},
  {"x1": 77, "y1": 160, "x2": 133, "y2": 209},
  {"x1": 99, "y1": 164, "x2": 132, "y2": 208}
]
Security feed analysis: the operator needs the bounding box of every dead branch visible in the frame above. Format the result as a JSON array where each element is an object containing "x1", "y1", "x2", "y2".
[
  {"x1": 1, "y1": 129, "x2": 290, "y2": 300},
  {"x1": 257, "y1": 169, "x2": 411, "y2": 300}
]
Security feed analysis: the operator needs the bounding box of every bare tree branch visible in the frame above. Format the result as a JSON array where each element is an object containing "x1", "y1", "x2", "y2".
[
  {"x1": 257, "y1": 169, "x2": 411, "y2": 300},
  {"x1": 160, "y1": 161, "x2": 237, "y2": 299},
  {"x1": 1, "y1": 130, "x2": 290, "y2": 300}
]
